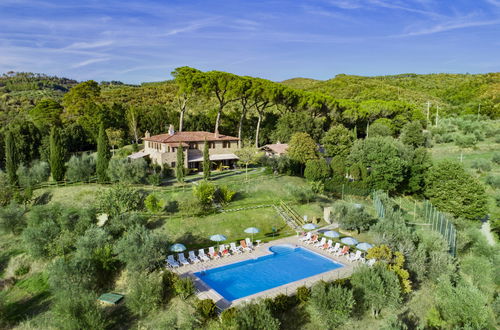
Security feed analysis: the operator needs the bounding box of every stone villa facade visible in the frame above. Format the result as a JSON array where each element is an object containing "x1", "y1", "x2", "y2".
[{"x1": 131, "y1": 125, "x2": 240, "y2": 170}]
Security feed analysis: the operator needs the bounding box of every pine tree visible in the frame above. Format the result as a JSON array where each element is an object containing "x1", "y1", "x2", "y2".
[
  {"x1": 96, "y1": 124, "x2": 111, "y2": 183},
  {"x1": 49, "y1": 126, "x2": 66, "y2": 181},
  {"x1": 203, "y1": 140, "x2": 210, "y2": 180},
  {"x1": 5, "y1": 131, "x2": 19, "y2": 186},
  {"x1": 176, "y1": 145, "x2": 185, "y2": 183}
]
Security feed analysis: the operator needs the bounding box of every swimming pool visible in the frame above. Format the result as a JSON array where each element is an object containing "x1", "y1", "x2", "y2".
[{"x1": 194, "y1": 244, "x2": 343, "y2": 301}]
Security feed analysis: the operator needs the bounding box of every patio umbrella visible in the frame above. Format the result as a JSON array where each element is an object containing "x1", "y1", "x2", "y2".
[
  {"x1": 356, "y1": 242, "x2": 373, "y2": 251},
  {"x1": 323, "y1": 230, "x2": 340, "y2": 238},
  {"x1": 341, "y1": 237, "x2": 359, "y2": 245},
  {"x1": 302, "y1": 223, "x2": 318, "y2": 230},
  {"x1": 210, "y1": 234, "x2": 227, "y2": 242},
  {"x1": 244, "y1": 227, "x2": 260, "y2": 241},
  {"x1": 169, "y1": 243, "x2": 186, "y2": 252}
]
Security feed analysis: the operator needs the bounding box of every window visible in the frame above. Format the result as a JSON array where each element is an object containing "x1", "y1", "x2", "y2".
[
  {"x1": 208, "y1": 142, "x2": 216, "y2": 149},
  {"x1": 223, "y1": 141, "x2": 231, "y2": 148},
  {"x1": 171, "y1": 162, "x2": 175, "y2": 167},
  {"x1": 189, "y1": 142, "x2": 198, "y2": 149}
]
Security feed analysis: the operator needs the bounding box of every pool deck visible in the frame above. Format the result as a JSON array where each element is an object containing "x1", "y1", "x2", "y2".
[{"x1": 173, "y1": 235, "x2": 363, "y2": 310}]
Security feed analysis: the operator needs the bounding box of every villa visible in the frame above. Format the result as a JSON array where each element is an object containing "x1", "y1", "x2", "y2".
[{"x1": 129, "y1": 125, "x2": 240, "y2": 170}]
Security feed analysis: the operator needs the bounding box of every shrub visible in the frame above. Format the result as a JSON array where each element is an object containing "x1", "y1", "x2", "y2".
[
  {"x1": 233, "y1": 301, "x2": 280, "y2": 330},
  {"x1": 107, "y1": 158, "x2": 148, "y2": 184},
  {"x1": 215, "y1": 185, "x2": 236, "y2": 205},
  {"x1": 197, "y1": 299, "x2": 217, "y2": 320},
  {"x1": 97, "y1": 184, "x2": 144, "y2": 217},
  {"x1": 147, "y1": 172, "x2": 161, "y2": 186},
  {"x1": 173, "y1": 277, "x2": 195, "y2": 299},
  {"x1": 286, "y1": 184, "x2": 315, "y2": 204},
  {"x1": 220, "y1": 307, "x2": 237, "y2": 328},
  {"x1": 127, "y1": 272, "x2": 163, "y2": 318},
  {"x1": 270, "y1": 294, "x2": 294, "y2": 314},
  {"x1": 65, "y1": 154, "x2": 95, "y2": 182},
  {"x1": 304, "y1": 158, "x2": 330, "y2": 182},
  {"x1": 494, "y1": 192, "x2": 500, "y2": 207},
  {"x1": 114, "y1": 225, "x2": 166, "y2": 272},
  {"x1": 14, "y1": 264, "x2": 30, "y2": 277},
  {"x1": 0, "y1": 201, "x2": 26, "y2": 235},
  {"x1": 471, "y1": 159, "x2": 492, "y2": 172},
  {"x1": 178, "y1": 196, "x2": 205, "y2": 216},
  {"x1": 492, "y1": 152, "x2": 500, "y2": 165},
  {"x1": 144, "y1": 194, "x2": 165, "y2": 213},
  {"x1": 485, "y1": 175, "x2": 500, "y2": 189},
  {"x1": 16, "y1": 160, "x2": 50, "y2": 187},
  {"x1": 193, "y1": 180, "x2": 216, "y2": 207},
  {"x1": 307, "y1": 282, "x2": 355, "y2": 329},
  {"x1": 296, "y1": 286, "x2": 311, "y2": 303}
]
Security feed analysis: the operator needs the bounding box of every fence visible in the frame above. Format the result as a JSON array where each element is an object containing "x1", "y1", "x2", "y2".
[
  {"x1": 372, "y1": 191, "x2": 457, "y2": 256},
  {"x1": 418, "y1": 200, "x2": 457, "y2": 256}
]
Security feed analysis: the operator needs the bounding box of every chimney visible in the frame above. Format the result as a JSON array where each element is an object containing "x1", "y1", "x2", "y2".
[
  {"x1": 168, "y1": 124, "x2": 175, "y2": 136},
  {"x1": 214, "y1": 129, "x2": 219, "y2": 138},
  {"x1": 145, "y1": 130, "x2": 150, "y2": 138}
]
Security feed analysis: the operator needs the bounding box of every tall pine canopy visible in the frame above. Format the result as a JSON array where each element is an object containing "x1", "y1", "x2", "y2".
[
  {"x1": 49, "y1": 127, "x2": 66, "y2": 181},
  {"x1": 203, "y1": 140, "x2": 210, "y2": 180},
  {"x1": 176, "y1": 145, "x2": 185, "y2": 183},
  {"x1": 5, "y1": 130, "x2": 19, "y2": 186},
  {"x1": 96, "y1": 124, "x2": 111, "y2": 183}
]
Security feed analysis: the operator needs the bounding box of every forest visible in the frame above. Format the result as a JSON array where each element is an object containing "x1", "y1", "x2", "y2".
[{"x1": 0, "y1": 69, "x2": 499, "y2": 329}]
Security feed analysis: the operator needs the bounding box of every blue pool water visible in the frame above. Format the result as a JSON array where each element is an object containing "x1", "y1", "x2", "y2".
[{"x1": 194, "y1": 244, "x2": 343, "y2": 301}]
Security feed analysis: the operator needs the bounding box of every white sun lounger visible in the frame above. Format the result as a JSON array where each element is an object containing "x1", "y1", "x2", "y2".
[
  {"x1": 166, "y1": 255, "x2": 180, "y2": 268},
  {"x1": 245, "y1": 238, "x2": 254, "y2": 250},
  {"x1": 299, "y1": 232, "x2": 312, "y2": 241},
  {"x1": 347, "y1": 250, "x2": 362, "y2": 262},
  {"x1": 178, "y1": 253, "x2": 190, "y2": 265},
  {"x1": 365, "y1": 258, "x2": 376, "y2": 267},
  {"x1": 328, "y1": 242, "x2": 341, "y2": 253},
  {"x1": 198, "y1": 249, "x2": 210, "y2": 262},
  {"x1": 230, "y1": 242, "x2": 242, "y2": 254},
  {"x1": 208, "y1": 246, "x2": 220, "y2": 259},
  {"x1": 219, "y1": 245, "x2": 230, "y2": 257},
  {"x1": 314, "y1": 237, "x2": 326, "y2": 248},
  {"x1": 188, "y1": 250, "x2": 200, "y2": 263}
]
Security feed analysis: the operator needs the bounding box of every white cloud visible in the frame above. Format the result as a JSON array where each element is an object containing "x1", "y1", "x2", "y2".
[
  {"x1": 65, "y1": 40, "x2": 113, "y2": 49},
  {"x1": 72, "y1": 57, "x2": 110, "y2": 68},
  {"x1": 395, "y1": 18, "x2": 500, "y2": 37}
]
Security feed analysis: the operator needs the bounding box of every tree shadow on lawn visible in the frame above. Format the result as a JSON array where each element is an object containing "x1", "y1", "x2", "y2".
[
  {"x1": 33, "y1": 192, "x2": 52, "y2": 206},
  {"x1": 263, "y1": 224, "x2": 289, "y2": 238},
  {"x1": 0, "y1": 248, "x2": 23, "y2": 277},
  {"x1": 277, "y1": 304, "x2": 310, "y2": 330},
  {"x1": 175, "y1": 232, "x2": 214, "y2": 249},
  {"x1": 4, "y1": 290, "x2": 52, "y2": 325}
]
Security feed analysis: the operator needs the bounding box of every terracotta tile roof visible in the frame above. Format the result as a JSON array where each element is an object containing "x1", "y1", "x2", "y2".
[
  {"x1": 261, "y1": 143, "x2": 288, "y2": 154},
  {"x1": 144, "y1": 131, "x2": 238, "y2": 143}
]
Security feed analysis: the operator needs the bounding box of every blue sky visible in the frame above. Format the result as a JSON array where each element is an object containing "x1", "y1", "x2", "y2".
[{"x1": 1, "y1": 0, "x2": 499, "y2": 84}]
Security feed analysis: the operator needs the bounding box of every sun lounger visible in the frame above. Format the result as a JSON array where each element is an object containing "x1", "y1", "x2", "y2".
[
  {"x1": 219, "y1": 245, "x2": 230, "y2": 257},
  {"x1": 314, "y1": 237, "x2": 326, "y2": 248},
  {"x1": 335, "y1": 245, "x2": 349, "y2": 256},
  {"x1": 245, "y1": 238, "x2": 254, "y2": 249},
  {"x1": 166, "y1": 255, "x2": 180, "y2": 268},
  {"x1": 208, "y1": 246, "x2": 220, "y2": 259},
  {"x1": 198, "y1": 249, "x2": 210, "y2": 262},
  {"x1": 328, "y1": 242, "x2": 341, "y2": 253},
  {"x1": 307, "y1": 235, "x2": 319, "y2": 244},
  {"x1": 178, "y1": 253, "x2": 190, "y2": 265},
  {"x1": 322, "y1": 239, "x2": 332, "y2": 250},
  {"x1": 365, "y1": 258, "x2": 376, "y2": 267},
  {"x1": 188, "y1": 250, "x2": 200, "y2": 263},
  {"x1": 240, "y1": 240, "x2": 252, "y2": 252},
  {"x1": 347, "y1": 250, "x2": 362, "y2": 262},
  {"x1": 299, "y1": 232, "x2": 312, "y2": 242},
  {"x1": 230, "y1": 242, "x2": 242, "y2": 254}
]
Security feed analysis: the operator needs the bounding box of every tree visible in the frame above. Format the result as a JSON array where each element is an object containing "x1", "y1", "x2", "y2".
[
  {"x1": 0, "y1": 201, "x2": 26, "y2": 235},
  {"x1": 405, "y1": 148, "x2": 432, "y2": 195},
  {"x1": 304, "y1": 158, "x2": 331, "y2": 182},
  {"x1": 367, "y1": 121, "x2": 393, "y2": 137},
  {"x1": 287, "y1": 132, "x2": 318, "y2": 174},
  {"x1": 330, "y1": 156, "x2": 346, "y2": 178},
  {"x1": 321, "y1": 125, "x2": 354, "y2": 158},
  {"x1": 107, "y1": 158, "x2": 148, "y2": 184},
  {"x1": 192, "y1": 180, "x2": 216, "y2": 209},
  {"x1": 348, "y1": 136, "x2": 410, "y2": 193},
  {"x1": 127, "y1": 272, "x2": 163, "y2": 318},
  {"x1": 114, "y1": 225, "x2": 166, "y2": 272},
  {"x1": 29, "y1": 98, "x2": 63, "y2": 133},
  {"x1": 66, "y1": 154, "x2": 95, "y2": 182},
  {"x1": 339, "y1": 206, "x2": 374, "y2": 234},
  {"x1": 203, "y1": 140, "x2": 210, "y2": 180},
  {"x1": 49, "y1": 126, "x2": 66, "y2": 181},
  {"x1": 400, "y1": 121, "x2": 425, "y2": 148},
  {"x1": 97, "y1": 184, "x2": 143, "y2": 218},
  {"x1": 105, "y1": 128, "x2": 123, "y2": 155},
  {"x1": 307, "y1": 282, "x2": 355, "y2": 329},
  {"x1": 176, "y1": 145, "x2": 185, "y2": 183},
  {"x1": 5, "y1": 130, "x2": 19, "y2": 186},
  {"x1": 425, "y1": 160, "x2": 488, "y2": 220},
  {"x1": 16, "y1": 160, "x2": 50, "y2": 188},
  {"x1": 235, "y1": 147, "x2": 259, "y2": 181},
  {"x1": 351, "y1": 264, "x2": 401, "y2": 318},
  {"x1": 126, "y1": 106, "x2": 142, "y2": 145},
  {"x1": 171, "y1": 66, "x2": 202, "y2": 131},
  {"x1": 96, "y1": 124, "x2": 111, "y2": 183},
  {"x1": 233, "y1": 302, "x2": 280, "y2": 330},
  {"x1": 271, "y1": 112, "x2": 324, "y2": 143}
]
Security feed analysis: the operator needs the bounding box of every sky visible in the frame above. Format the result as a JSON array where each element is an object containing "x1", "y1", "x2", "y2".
[{"x1": 0, "y1": 0, "x2": 499, "y2": 84}]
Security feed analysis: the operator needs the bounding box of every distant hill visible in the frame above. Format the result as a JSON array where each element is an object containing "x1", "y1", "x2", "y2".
[{"x1": 281, "y1": 73, "x2": 500, "y2": 117}]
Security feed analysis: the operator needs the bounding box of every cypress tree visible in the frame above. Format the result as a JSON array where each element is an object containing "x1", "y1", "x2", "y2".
[
  {"x1": 5, "y1": 131, "x2": 19, "y2": 186},
  {"x1": 176, "y1": 145, "x2": 185, "y2": 183},
  {"x1": 96, "y1": 124, "x2": 111, "y2": 183},
  {"x1": 203, "y1": 140, "x2": 210, "y2": 180},
  {"x1": 49, "y1": 126, "x2": 66, "y2": 181}
]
